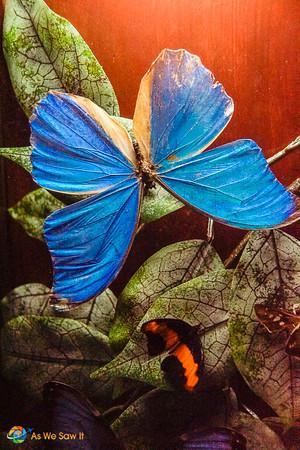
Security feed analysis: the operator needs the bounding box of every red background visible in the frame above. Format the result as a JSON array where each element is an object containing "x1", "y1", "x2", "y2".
[{"x1": 0, "y1": 0, "x2": 299, "y2": 297}]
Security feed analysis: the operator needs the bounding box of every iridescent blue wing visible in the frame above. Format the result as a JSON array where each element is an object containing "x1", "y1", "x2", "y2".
[
  {"x1": 31, "y1": 91, "x2": 137, "y2": 194},
  {"x1": 46, "y1": 178, "x2": 140, "y2": 304},
  {"x1": 30, "y1": 92, "x2": 141, "y2": 304},
  {"x1": 43, "y1": 382, "x2": 124, "y2": 450},
  {"x1": 158, "y1": 140, "x2": 298, "y2": 229},
  {"x1": 133, "y1": 49, "x2": 298, "y2": 229},
  {"x1": 133, "y1": 48, "x2": 233, "y2": 164}
]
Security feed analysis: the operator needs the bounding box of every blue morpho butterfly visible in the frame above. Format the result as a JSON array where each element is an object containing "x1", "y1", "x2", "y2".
[{"x1": 30, "y1": 49, "x2": 299, "y2": 306}]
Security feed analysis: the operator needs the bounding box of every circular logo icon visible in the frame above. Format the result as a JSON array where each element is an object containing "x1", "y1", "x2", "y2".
[{"x1": 7, "y1": 426, "x2": 27, "y2": 444}]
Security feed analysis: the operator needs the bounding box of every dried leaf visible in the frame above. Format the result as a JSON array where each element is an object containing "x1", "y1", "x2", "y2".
[
  {"x1": 9, "y1": 189, "x2": 63, "y2": 240},
  {"x1": 0, "y1": 146, "x2": 32, "y2": 172},
  {"x1": 110, "y1": 240, "x2": 223, "y2": 350},
  {"x1": 229, "y1": 230, "x2": 300, "y2": 420},
  {"x1": 1, "y1": 283, "x2": 118, "y2": 336},
  {"x1": 0, "y1": 315, "x2": 113, "y2": 404},
  {"x1": 93, "y1": 269, "x2": 234, "y2": 391},
  {"x1": 263, "y1": 417, "x2": 300, "y2": 450},
  {"x1": 3, "y1": 0, "x2": 119, "y2": 116}
]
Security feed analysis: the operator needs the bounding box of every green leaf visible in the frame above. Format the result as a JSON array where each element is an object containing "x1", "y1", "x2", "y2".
[
  {"x1": 93, "y1": 269, "x2": 234, "y2": 391},
  {"x1": 0, "y1": 146, "x2": 32, "y2": 172},
  {"x1": 229, "y1": 230, "x2": 300, "y2": 420},
  {"x1": 140, "y1": 184, "x2": 183, "y2": 223},
  {"x1": 110, "y1": 240, "x2": 224, "y2": 350},
  {"x1": 1, "y1": 315, "x2": 113, "y2": 403},
  {"x1": 1, "y1": 283, "x2": 118, "y2": 336},
  {"x1": 9, "y1": 188, "x2": 63, "y2": 240},
  {"x1": 3, "y1": 0, "x2": 119, "y2": 116}
]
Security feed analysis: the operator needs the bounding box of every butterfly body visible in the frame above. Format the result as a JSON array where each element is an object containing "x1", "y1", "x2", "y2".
[
  {"x1": 141, "y1": 319, "x2": 203, "y2": 392},
  {"x1": 30, "y1": 48, "x2": 299, "y2": 305},
  {"x1": 255, "y1": 304, "x2": 300, "y2": 357}
]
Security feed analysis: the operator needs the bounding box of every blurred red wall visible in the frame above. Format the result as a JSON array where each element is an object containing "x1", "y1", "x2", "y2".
[{"x1": 0, "y1": 0, "x2": 299, "y2": 296}]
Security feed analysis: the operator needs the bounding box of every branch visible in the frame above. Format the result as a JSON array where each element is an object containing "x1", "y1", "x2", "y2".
[{"x1": 267, "y1": 135, "x2": 300, "y2": 165}]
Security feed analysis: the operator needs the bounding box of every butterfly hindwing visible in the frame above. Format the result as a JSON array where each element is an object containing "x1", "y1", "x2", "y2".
[
  {"x1": 142, "y1": 319, "x2": 203, "y2": 391},
  {"x1": 255, "y1": 304, "x2": 300, "y2": 357},
  {"x1": 286, "y1": 326, "x2": 300, "y2": 357},
  {"x1": 157, "y1": 139, "x2": 297, "y2": 229},
  {"x1": 162, "y1": 337, "x2": 203, "y2": 392},
  {"x1": 46, "y1": 178, "x2": 141, "y2": 304},
  {"x1": 31, "y1": 91, "x2": 141, "y2": 305}
]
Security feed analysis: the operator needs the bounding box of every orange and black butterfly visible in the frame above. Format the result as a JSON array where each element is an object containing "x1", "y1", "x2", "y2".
[
  {"x1": 255, "y1": 304, "x2": 300, "y2": 357},
  {"x1": 141, "y1": 319, "x2": 203, "y2": 392}
]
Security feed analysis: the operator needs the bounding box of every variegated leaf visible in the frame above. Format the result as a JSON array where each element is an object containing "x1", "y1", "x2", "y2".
[
  {"x1": 1, "y1": 283, "x2": 118, "y2": 336},
  {"x1": 110, "y1": 240, "x2": 224, "y2": 350},
  {"x1": 140, "y1": 183, "x2": 183, "y2": 223},
  {"x1": 0, "y1": 146, "x2": 32, "y2": 172},
  {"x1": 1, "y1": 315, "x2": 113, "y2": 404},
  {"x1": 9, "y1": 189, "x2": 63, "y2": 240},
  {"x1": 93, "y1": 269, "x2": 234, "y2": 391},
  {"x1": 229, "y1": 230, "x2": 300, "y2": 420},
  {"x1": 3, "y1": 0, "x2": 119, "y2": 116}
]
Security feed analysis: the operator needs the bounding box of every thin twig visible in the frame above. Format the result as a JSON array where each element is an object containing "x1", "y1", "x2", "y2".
[
  {"x1": 136, "y1": 223, "x2": 145, "y2": 234},
  {"x1": 267, "y1": 135, "x2": 300, "y2": 165},
  {"x1": 207, "y1": 218, "x2": 214, "y2": 243}
]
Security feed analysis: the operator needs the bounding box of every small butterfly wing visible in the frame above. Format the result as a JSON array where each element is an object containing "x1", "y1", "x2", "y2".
[
  {"x1": 162, "y1": 334, "x2": 203, "y2": 392},
  {"x1": 179, "y1": 427, "x2": 247, "y2": 450},
  {"x1": 46, "y1": 178, "x2": 140, "y2": 304},
  {"x1": 141, "y1": 319, "x2": 194, "y2": 356},
  {"x1": 286, "y1": 325, "x2": 300, "y2": 357},
  {"x1": 31, "y1": 91, "x2": 136, "y2": 194},
  {"x1": 133, "y1": 48, "x2": 233, "y2": 164},
  {"x1": 255, "y1": 304, "x2": 299, "y2": 333},
  {"x1": 158, "y1": 140, "x2": 298, "y2": 229},
  {"x1": 43, "y1": 382, "x2": 123, "y2": 450}
]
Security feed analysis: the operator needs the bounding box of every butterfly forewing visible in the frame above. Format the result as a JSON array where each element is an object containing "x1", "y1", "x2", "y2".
[
  {"x1": 134, "y1": 49, "x2": 233, "y2": 164},
  {"x1": 31, "y1": 91, "x2": 136, "y2": 195},
  {"x1": 142, "y1": 319, "x2": 203, "y2": 391}
]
